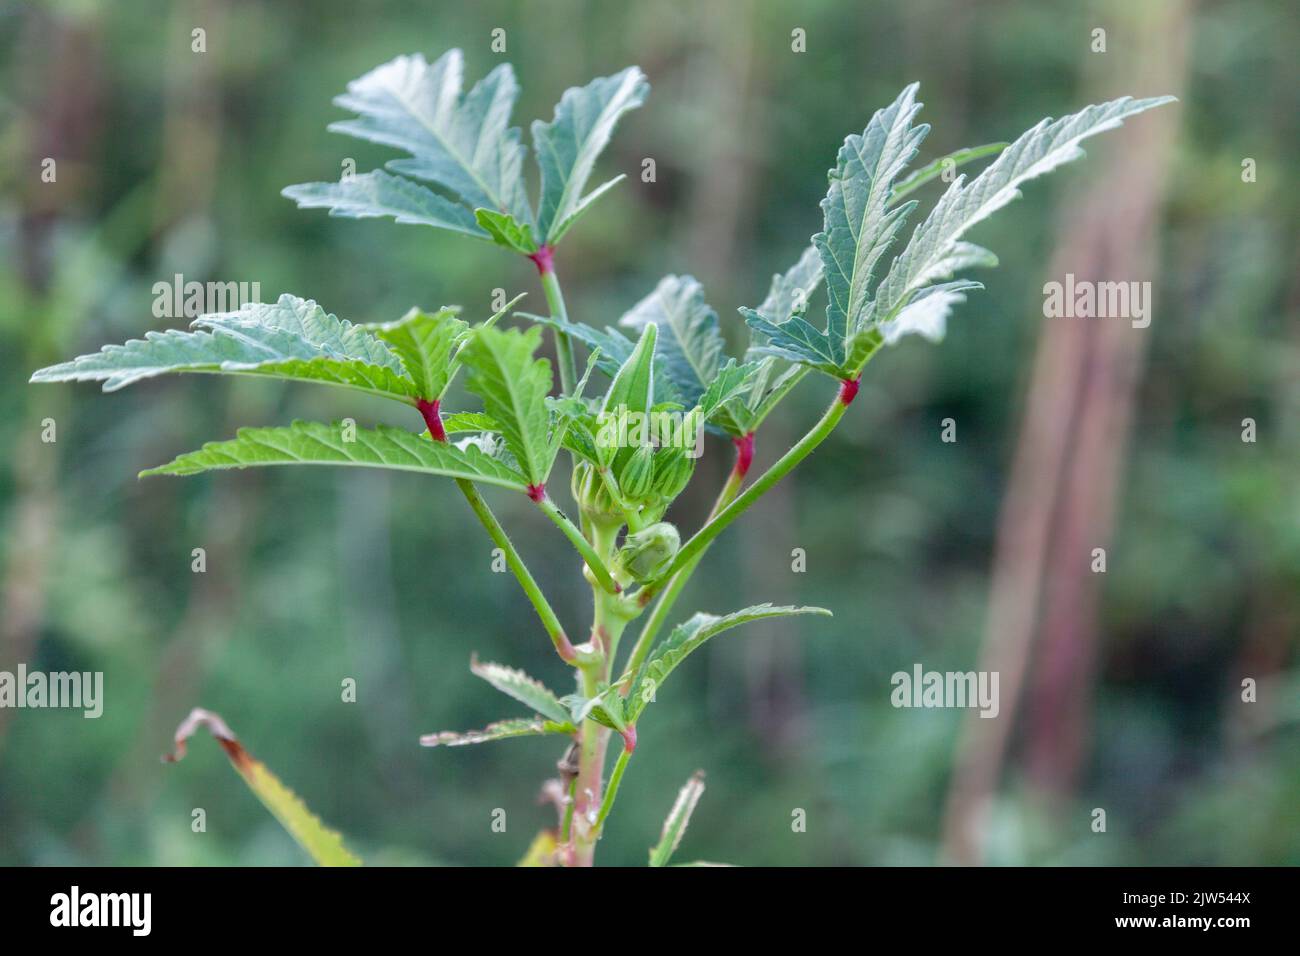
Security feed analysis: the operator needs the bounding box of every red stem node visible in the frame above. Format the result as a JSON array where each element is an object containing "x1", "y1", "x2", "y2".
[
  {"x1": 838, "y1": 376, "x2": 861, "y2": 406},
  {"x1": 620, "y1": 725, "x2": 638, "y2": 754},
  {"x1": 416, "y1": 398, "x2": 447, "y2": 442},
  {"x1": 732, "y1": 431, "x2": 755, "y2": 478},
  {"x1": 527, "y1": 245, "x2": 555, "y2": 275}
]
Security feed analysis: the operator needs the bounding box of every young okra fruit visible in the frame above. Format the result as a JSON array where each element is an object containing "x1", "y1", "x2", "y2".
[{"x1": 31, "y1": 49, "x2": 1173, "y2": 867}]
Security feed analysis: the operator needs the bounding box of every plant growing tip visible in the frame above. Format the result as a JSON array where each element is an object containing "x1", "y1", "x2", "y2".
[{"x1": 29, "y1": 45, "x2": 1173, "y2": 866}]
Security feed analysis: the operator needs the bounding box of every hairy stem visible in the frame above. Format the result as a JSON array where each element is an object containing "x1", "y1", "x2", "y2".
[
  {"x1": 620, "y1": 433, "x2": 754, "y2": 683},
  {"x1": 570, "y1": 579, "x2": 629, "y2": 866},
  {"x1": 536, "y1": 495, "x2": 620, "y2": 595},
  {"x1": 531, "y1": 246, "x2": 577, "y2": 396}
]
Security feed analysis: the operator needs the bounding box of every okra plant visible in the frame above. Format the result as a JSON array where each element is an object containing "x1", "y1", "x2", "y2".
[{"x1": 31, "y1": 49, "x2": 1171, "y2": 866}]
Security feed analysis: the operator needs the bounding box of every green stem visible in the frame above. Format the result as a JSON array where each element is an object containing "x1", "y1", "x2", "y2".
[
  {"x1": 456, "y1": 478, "x2": 576, "y2": 663},
  {"x1": 646, "y1": 381, "x2": 858, "y2": 595},
  {"x1": 570, "y1": 582, "x2": 630, "y2": 866},
  {"x1": 537, "y1": 260, "x2": 577, "y2": 396},
  {"x1": 535, "y1": 495, "x2": 620, "y2": 595},
  {"x1": 619, "y1": 440, "x2": 750, "y2": 683}
]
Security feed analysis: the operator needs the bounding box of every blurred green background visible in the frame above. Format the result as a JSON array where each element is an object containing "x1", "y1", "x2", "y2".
[{"x1": 1, "y1": 0, "x2": 1296, "y2": 866}]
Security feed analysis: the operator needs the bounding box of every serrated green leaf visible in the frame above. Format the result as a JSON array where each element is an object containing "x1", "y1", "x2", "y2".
[
  {"x1": 874, "y1": 95, "x2": 1176, "y2": 326},
  {"x1": 532, "y1": 66, "x2": 648, "y2": 244},
  {"x1": 475, "y1": 207, "x2": 539, "y2": 254},
  {"x1": 140, "y1": 419, "x2": 529, "y2": 490},
  {"x1": 696, "y1": 359, "x2": 764, "y2": 424},
  {"x1": 164, "y1": 708, "x2": 361, "y2": 867},
  {"x1": 330, "y1": 50, "x2": 531, "y2": 223},
  {"x1": 625, "y1": 604, "x2": 831, "y2": 722},
  {"x1": 815, "y1": 84, "x2": 928, "y2": 350},
  {"x1": 559, "y1": 689, "x2": 626, "y2": 733},
  {"x1": 470, "y1": 655, "x2": 571, "y2": 725},
  {"x1": 649, "y1": 771, "x2": 705, "y2": 867},
  {"x1": 741, "y1": 309, "x2": 846, "y2": 377},
  {"x1": 31, "y1": 294, "x2": 418, "y2": 401},
  {"x1": 419, "y1": 717, "x2": 575, "y2": 748},
  {"x1": 889, "y1": 141, "x2": 1008, "y2": 203},
  {"x1": 362, "y1": 306, "x2": 468, "y2": 400},
  {"x1": 281, "y1": 170, "x2": 489, "y2": 240},
  {"x1": 460, "y1": 325, "x2": 557, "y2": 487}
]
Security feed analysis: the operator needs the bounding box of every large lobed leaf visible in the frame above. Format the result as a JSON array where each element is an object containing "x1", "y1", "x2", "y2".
[
  {"x1": 532, "y1": 66, "x2": 649, "y2": 244},
  {"x1": 625, "y1": 604, "x2": 831, "y2": 722},
  {"x1": 31, "y1": 294, "x2": 418, "y2": 401},
  {"x1": 164, "y1": 708, "x2": 361, "y2": 867},
  {"x1": 140, "y1": 419, "x2": 530, "y2": 490},
  {"x1": 873, "y1": 94, "x2": 1176, "y2": 331}
]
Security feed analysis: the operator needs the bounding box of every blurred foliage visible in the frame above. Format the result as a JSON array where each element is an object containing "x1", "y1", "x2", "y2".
[{"x1": 0, "y1": 0, "x2": 1295, "y2": 866}]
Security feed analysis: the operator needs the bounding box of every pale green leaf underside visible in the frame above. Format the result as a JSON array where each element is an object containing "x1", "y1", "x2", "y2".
[
  {"x1": 532, "y1": 66, "x2": 648, "y2": 243},
  {"x1": 330, "y1": 50, "x2": 531, "y2": 223},
  {"x1": 282, "y1": 170, "x2": 488, "y2": 240},
  {"x1": 626, "y1": 604, "x2": 831, "y2": 722},
  {"x1": 140, "y1": 420, "x2": 529, "y2": 490},
  {"x1": 815, "y1": 83, "x2": 928, "y2": 350},
  {"x1": 31, "y1": 294, "x2": 417, "y2": 401},
  {"x1": 618, "y1": 275, "x2": 725, "y2": 410},
  {"x1": 470, "y1": 656, "x2": 571, "y2": 725},
  {"x1": 419, "y1": 717, "x2": 575, "y2": 748},
  {"x1": 875, "y1": 94, "x2": 1176, "y2": 320}
]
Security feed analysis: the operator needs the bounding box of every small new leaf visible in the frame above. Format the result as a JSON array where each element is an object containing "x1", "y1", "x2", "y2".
[
  {"x1": 648, "y1": 771, "x2": 706, "y2": 867},
  {"x1": 469, "y1": 655, "x2": 572, "y2": 725},
  {"x1": 361, "y1": 306, "x2": 468, "y2": 401},
  {"x1": 419, "y1": 718, "x2": 575, "y2": 748},
  {"x1": 475, "y1": 208, "x2": 539, "y2": 254},
  {"x1": 460, "y1": 325, "x2": 558, "y2": 487}
]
